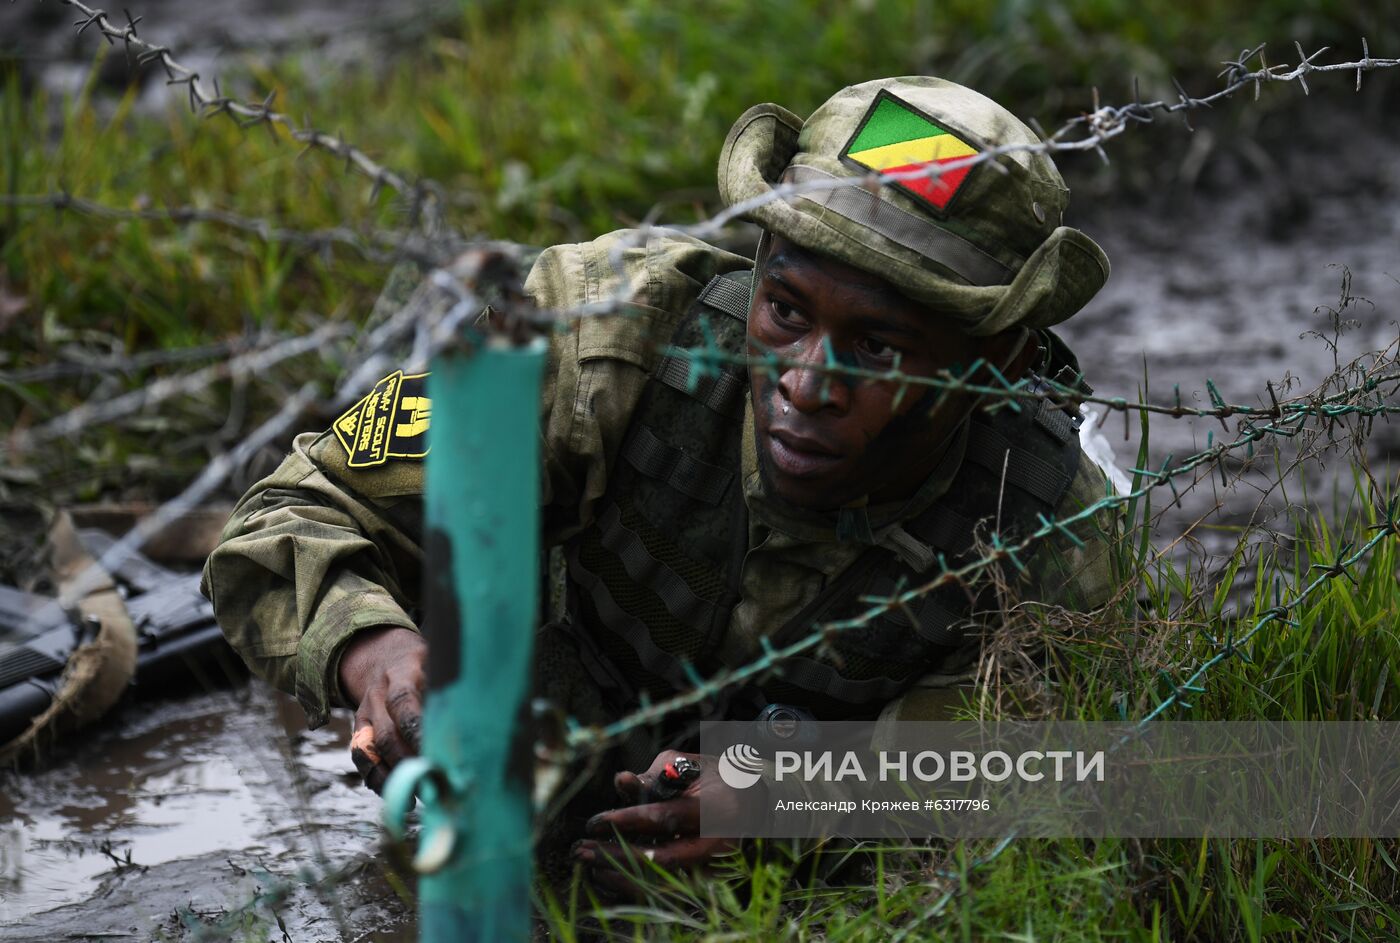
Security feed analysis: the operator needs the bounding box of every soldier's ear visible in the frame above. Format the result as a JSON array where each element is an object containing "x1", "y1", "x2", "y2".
[{"x1": 981, "y1": 327, "x2": 1036, "y2": 380}]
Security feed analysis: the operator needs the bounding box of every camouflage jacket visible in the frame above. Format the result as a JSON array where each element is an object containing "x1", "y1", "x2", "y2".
[{"x1": 201, "y1": 229, "x2": 1117, "y2": 729}]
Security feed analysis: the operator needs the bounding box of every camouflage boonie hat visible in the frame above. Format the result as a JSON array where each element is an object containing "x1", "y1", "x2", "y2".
[{"x1": 718, "y1": 76, "x2": 1109, "y2": 336}]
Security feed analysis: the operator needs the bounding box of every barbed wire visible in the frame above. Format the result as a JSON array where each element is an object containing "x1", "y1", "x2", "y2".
[
  {"x1": 595, "y1": 41, "x2": 1400, "y2": 264},
  {"x1": 27, "y1": 0, "x2": 448, "y2": 228},
  {"x1": 1137, "y1": 506, "x2": 1399, "y2": 725},
  {"x1": 8, "y1": 4, "x2": 1400, "y2": 932},
  {"x1": 25, "y1": 3, "x2": 1400, "y2": 323},
  {"x1": 900, "y1": 504, "x2": 1400, "y2": 906},
  {"x1": 0, "y1": 192, "x2": 462, "y2": 268},
  {"x1": 11, "y1": 320, "x2": 350, "y2": 447},
  {"x1": 662, "y1": 340, "x2": 1400, "y2": 428},
  {"x1": 0, "y1": 335, "x2": 248, "y2": 383}
]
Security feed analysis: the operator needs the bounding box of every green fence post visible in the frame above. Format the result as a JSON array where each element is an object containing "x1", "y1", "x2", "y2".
[{"x1": 384, "y1": 336, "x2": 546, "y2": 942}]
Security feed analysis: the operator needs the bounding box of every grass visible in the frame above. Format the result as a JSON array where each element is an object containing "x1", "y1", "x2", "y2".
[
  {"x1": 532, "y1": 480, "x2": 1400, "y2": 942},
  {"x1": 3, "y1": 1, "x2": 1399, "y2": 939}
]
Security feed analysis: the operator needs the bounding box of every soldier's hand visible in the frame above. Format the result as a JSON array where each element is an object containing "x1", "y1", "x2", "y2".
[
  {"x1": 338, "y1": 626, "x2": 427, "y2": 793},
  {"x1": 571, "y1": 751, "x2": 748, "y2": 899}
]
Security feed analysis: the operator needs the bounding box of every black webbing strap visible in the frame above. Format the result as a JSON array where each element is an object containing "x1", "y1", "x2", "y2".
[
  {"x1": 962, "y1": 422, "x2": 1072, "y2": 507},
  {"x1": 770, "y1": 656, "x2": 908, "y2": 705},
  {"x1": 865, "y1": 573, "x2": 966, "y2": 647},
  {"x1": 565, "y1": 544, "x2": 693, "y2": 694},
  {"x1": 1033, "y1": 398, "x2": 1078, "y2": 445},
  {"x1": 623, "y1": 426, "x2": 733, "y2": 506},
  {"x1": 767, "y1": 546, "x2": 889, "y2": 651},
  {"x1": 696, "y1": 272, "x2": 752, "y2": 321},
  {"x1": 896, "y1": 594, "x2": 965, "y2": 647},
  {"x1": 907, "y1": 503, "x2": 979, "y2": 559},
  {"x1": 595, "y1": 503, "x2": 714, "y2": 631},
  {"x1": 653, "y1": 355, "x2": 747, "y2": 416}
]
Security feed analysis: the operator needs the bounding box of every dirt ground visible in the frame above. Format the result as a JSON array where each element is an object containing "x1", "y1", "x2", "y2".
[{"x1": 1061, "y1": 110, "x2": 1400, "y2": 570}]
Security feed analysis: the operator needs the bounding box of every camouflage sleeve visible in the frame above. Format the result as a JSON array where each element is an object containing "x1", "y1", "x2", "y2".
[
  {"x1": 201, "y1": 430, "x2": 426, "y2": 727},
  {"x1": 203, "y1": 229, "x2": 749, "y2": 726}
]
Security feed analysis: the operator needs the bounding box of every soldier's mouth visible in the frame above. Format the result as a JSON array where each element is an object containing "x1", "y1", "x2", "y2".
[{"x1": 767, "y1": 429, "x2": 844, "y2": 477}]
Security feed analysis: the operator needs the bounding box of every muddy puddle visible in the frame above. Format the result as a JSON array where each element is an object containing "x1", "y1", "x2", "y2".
[{"x1": 0, "y1": 680, "x2": 415, "y2": 941}]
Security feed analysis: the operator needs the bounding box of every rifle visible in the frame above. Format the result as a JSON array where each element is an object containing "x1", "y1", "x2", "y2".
[{"x1": 0, "y1": 530, "x2": 234, "y2": 746}]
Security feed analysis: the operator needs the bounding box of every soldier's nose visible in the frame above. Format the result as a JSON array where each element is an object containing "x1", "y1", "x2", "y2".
[{"x1": 778, "y1": 337, "x2": 848, "y2": 415}]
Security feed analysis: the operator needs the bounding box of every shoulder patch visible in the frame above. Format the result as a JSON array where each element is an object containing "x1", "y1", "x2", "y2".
[{"x1": 333, "y1": 370, "x2": 431, "y2": 468}]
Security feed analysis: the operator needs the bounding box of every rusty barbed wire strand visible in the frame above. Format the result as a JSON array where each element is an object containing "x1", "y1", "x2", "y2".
[
  {"x1": 661, "y1": 339, "x2": 1400, "y2": 427},
  {"x1": 21, "y1": 11, "x2": 1400, "y2": 331},
  {"x1": 902, "y1": 506, "x2": 1400, "y2": 900},
  {"x1": 1136, "y1": 504, "x2": 1400, "y2": 725},
  {"x1": 0, "y1": 252, "x2": 513, "y2": 472},
  {"x1": 36, "y1": 277, "x2": 492, "y2": 617},
  {"x1": 37, "y1": 0, "x2": 1400, "y2": 246},
  {"x1": 0, "y1": 192, "x2": 462, "y2": 268},
  {"x1": 30, "y1": 0, "x2": 447, "y2": 227},
  {"x1": 586, "y1": 41, "x2": 1400, "y2": 269},
  {"x1": 63, "y1": 380, "x2": 321, "y2": 608}
]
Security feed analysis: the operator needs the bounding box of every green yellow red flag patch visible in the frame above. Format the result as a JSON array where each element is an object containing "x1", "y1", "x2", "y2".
[
  {"x1": 841, "y1": 90, "x2": 980, "y2": 213},
  {"x1": 333, "y1": 370, "x2": 431, "y2": 467}
]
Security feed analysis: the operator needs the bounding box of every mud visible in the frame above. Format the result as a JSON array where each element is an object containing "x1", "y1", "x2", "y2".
[
  {"x1": 0, "y1": 0, "x2": 454, "y2": 110},
  {"x1": 0, "y1": 682, "x2": 415, "y2": 941},
  {"x1": 1059, "y1": 109, "x2": 1400, "y2": 575}
]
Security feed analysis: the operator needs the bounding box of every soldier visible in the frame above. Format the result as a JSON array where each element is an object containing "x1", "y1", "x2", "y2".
[{"x1": 202, "y1": 76, "x2": 1119, "y2": 892}]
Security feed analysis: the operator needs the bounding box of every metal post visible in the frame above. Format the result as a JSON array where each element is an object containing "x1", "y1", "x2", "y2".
[{"x1": 384, "y1": 337, "x2": 546, "y2": 943}]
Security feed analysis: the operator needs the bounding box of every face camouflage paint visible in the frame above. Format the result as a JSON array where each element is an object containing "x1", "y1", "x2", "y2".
[{"x1": 840, "y1": 90, "x2": 980, "y2": 213}]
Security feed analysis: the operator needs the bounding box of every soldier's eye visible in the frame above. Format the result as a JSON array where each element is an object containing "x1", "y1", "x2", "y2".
[
  {"x1": 859, "y1": 337, "x2": 899, "y2": 363},
  {"x1": 768, "y1": 299, "x2": 806, "y2": 329}
]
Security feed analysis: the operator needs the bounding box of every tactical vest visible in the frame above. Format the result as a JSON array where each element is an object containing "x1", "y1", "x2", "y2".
[{"x1": 562, "y1": 269, "x2": 1086, "y2": 721}]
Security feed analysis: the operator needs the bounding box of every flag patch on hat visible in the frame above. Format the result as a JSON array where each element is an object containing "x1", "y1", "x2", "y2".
[{"x1": 841, "y1": 91, "x2": 980, "y2": 213}]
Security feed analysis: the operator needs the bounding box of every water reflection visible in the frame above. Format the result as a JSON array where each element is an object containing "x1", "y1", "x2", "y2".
[{"x1": 0, "y1": 681, "x2": 414, "y2": 940}]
